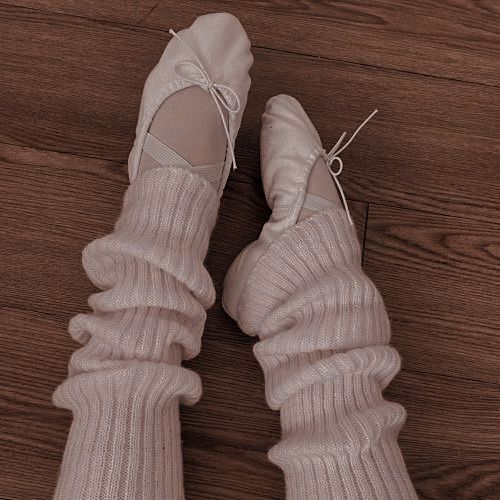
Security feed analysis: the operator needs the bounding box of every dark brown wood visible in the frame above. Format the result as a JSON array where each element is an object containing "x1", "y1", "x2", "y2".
[
  {"x1": 389, "y1": 371, "x2": 500, "y2": 500},
  {"x1": 6, "y1": 1, "x2": 500, "y2": 86},
  {"x1": 1, "y1": 1, "x2": 499, "y2": 498},
  {"x1": 364, "y1": 205, "x2": 500, "y2": 498},
  {"x1": 364, "y1": 205, "x2": 500, "y2": 385}
]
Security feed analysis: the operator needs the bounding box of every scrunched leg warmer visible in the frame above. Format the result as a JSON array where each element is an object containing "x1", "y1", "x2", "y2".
[
  {"x1": 237, "y1": 208, "x2": 417, "y2": 500},
  {"x1": 52, "y1": 167, "x2": 218, "y2": 500}
]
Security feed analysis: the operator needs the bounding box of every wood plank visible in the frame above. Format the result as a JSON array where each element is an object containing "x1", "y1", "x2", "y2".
[
  {"x1": 411, "y1": 458, "x2": 500, "y2": 500},
  {"x1": 364, "y1": 204, "x2": 500, "y2": 385},
  {"x1": 362, "y1": 204, "x2": 500, "y2": 496},
  {"x1": 387, "y1": 370, "x2": 500, "y2": 499},
  {"x1": 182, "y1": 445, "x2": 283, "y2": 500},
  {"x1": 1, "y1": 5, "x2": 498, "y2": 223},
  {"x1": 4, "y1": 0, "x2": 157, "y2": 25},
  {"x1": 6, "y1": 1, "x2": 500, "y2": 86},
  {"x1": 0, "y1": 4, "x2": 165, "y2": 162}
]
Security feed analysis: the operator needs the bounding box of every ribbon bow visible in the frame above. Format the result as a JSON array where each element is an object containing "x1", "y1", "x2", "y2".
[
  {"x1": 322, "y1": 109, "x2": 378, "y2": 225},
  {"x1": 169, "y1": 29, "x2": 241, "y2": 171}
]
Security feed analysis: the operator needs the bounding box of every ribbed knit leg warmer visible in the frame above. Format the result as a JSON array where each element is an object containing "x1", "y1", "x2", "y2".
[
  {"x1": 52, "y1": 167, "x2": 218, "y2": 500},
  {"x1": 236, "y1": 208, "x2": 417, "y2": 500}
]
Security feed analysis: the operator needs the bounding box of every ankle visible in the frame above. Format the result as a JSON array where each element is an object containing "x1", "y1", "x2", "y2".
[{"x1": 298, "y1": 156, "x2": 341, "y2": 221}]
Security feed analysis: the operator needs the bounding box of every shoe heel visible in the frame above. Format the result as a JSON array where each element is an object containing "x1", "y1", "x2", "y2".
[{"x1": 223, "y1": 234, "x2": 271, "y2": 325}]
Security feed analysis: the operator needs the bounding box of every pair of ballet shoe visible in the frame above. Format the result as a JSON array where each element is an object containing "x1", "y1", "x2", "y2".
[{"x1": 128, "y1": 13, "x2": 375, "y2": 327}]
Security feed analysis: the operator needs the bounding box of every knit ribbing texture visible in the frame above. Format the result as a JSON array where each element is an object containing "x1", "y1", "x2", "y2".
[
  {"x1": 52, "y1": 167, "x2": 219, "y2": 500},
  {"x1": 238, "y1": 207, "x2": 418, "y2": 500}
]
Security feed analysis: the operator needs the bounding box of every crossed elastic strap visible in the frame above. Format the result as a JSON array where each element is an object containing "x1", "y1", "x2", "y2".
[
  {"x1": 140, "y1": 28, "x2": 242, "y2": 189},
  {"x1": 142, "y1": 133, "x2": 224, "y2": 188}
]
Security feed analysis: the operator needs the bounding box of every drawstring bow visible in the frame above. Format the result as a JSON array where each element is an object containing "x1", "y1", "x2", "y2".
[
  {"x1": 169, "y1": 28, "x2": 240, "y2": 171},
  {"x1": 322, "y1": 109, "x2": 378, "y2": 225}
]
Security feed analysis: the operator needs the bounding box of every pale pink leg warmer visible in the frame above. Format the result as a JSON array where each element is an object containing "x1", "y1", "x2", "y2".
[
  {"x1": 236, "y1": 208, "x2": 417, "y2": 499},
  {"x1": 52, "y1": 167, "x2": 218, "y2": 500}
]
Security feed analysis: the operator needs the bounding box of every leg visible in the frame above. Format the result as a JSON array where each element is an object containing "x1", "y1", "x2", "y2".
[
  {"x1": 223, "y1": 94, "x2": 417, "y2": 499},
  {"x1": 52, "y1": 13, "x2": 252, "y2": 499},
  {"x1": 247, "y1": 212, "x2": 416, "y2": 499},
  {"x1": 53, "y1": 167, "x2": 218, "y2": 499}
]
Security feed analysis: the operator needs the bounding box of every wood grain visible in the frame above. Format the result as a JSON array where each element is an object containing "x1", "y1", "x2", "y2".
[
  {"x1": 364, "y1": 205, "x2": 500, "y2": 385},
  {"x1": 1, "y1": 5, "x2": 498, "y2": 225},
  {"x1": 364, "y1": 205, "x2": 500, "y2": 498},
  {"x1": 1, "y1": 1, "x2": 500, "y2": 498},
  {"x1": 6, "y1": 0, "x2": 500, "y2": 86},
  {"x1": 390, "y1": 372, "x2": 500, "y2": 500}
]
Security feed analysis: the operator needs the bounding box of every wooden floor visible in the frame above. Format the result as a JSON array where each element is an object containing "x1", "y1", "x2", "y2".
[{"x1": 1, "y1": 1, "x2": 499, "y2": 499}]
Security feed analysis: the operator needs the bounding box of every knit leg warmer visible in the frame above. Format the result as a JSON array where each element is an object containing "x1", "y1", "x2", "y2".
[
  {"x1": 52, "y1": 167, "x2": 219, "y2": 500},
  {"x1": 237, "y1": 208, "x2": 417, "y2": 500}
]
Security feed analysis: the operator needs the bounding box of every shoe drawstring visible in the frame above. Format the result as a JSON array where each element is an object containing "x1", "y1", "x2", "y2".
[
  {"x1": 321, "y1": 109, "x2": 378, "y2": 225},
  {"x1": 169, "y1": 28, "x2": 241, "y2": 171}
]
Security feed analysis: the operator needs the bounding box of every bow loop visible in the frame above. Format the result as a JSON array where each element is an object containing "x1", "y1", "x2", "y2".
[
  {"x1": 173, "y1": 60, "x2": 210, "y2": 88},
  {"x1": 327, "y1": 155, "x2": 344, "y2": 177},
  {"x1": 212, "y1": 84, "x2": 241, "y2": 114},
  {"x1": 173, "y1": 61, "x2": 241, "y2": 114}
]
